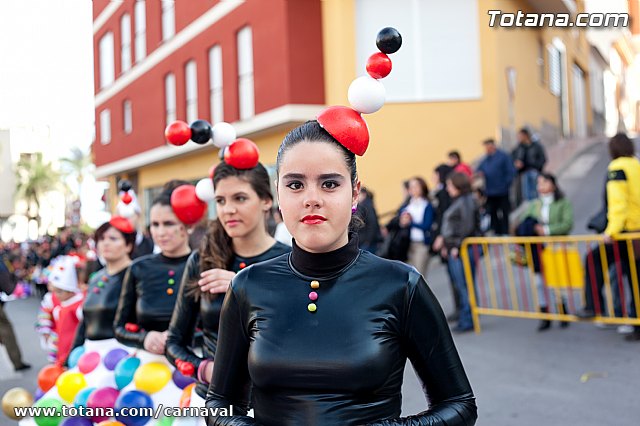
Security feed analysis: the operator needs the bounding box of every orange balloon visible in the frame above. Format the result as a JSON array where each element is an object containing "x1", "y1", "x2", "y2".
[
  {"x1": 97, "y1": 422, "x2": 125, "y2": 426},
  {"x1": 179, "y1": 383, "x2": 195, "y2": 409},
  {"x1": 37, "y1": 365, "x2": 65, "y2": 392}
]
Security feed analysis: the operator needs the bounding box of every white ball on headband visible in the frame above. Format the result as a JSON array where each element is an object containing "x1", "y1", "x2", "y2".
[
  {"x1": 348, "y1": 76, "x2": 386, "y2": 114},
  {"x1": 195, "y1": 178, "x2": 216, "y2": 202},
  {"x1": 212, "y1": 122, "x2": 237, "y2": 148}
]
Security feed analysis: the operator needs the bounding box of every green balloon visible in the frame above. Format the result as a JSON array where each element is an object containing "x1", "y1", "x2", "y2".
[
  {"x1": 157, "y1": 416, "x2": 175, "y2": 426},
  {"x1": 33, "y1": 398, "x2": 63, "y2": 426}
]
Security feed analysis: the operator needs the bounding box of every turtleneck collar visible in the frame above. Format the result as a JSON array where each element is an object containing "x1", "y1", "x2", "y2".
[{"x1": 290, "y1": 233, "x2": 360, "y2": 279}]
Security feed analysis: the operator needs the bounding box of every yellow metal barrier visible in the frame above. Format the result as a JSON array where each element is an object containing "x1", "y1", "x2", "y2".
[{"x1": 460, "y1": 233, "x2": 640, "y2": 333}]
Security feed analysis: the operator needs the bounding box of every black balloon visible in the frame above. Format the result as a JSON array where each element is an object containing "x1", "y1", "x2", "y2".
[
  {"x1": 376, "y1": 27, "x2": 402, "y2": 54},
  {"x1": 190, "y1": 120, "x2": 212, "y2": 144},
  {"x1": 119, "y1": 180, "x2": 132, "y2": 192}
]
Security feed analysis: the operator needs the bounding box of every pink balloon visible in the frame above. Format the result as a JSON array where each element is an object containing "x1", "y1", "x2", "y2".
[
  {"x1": 78, "y1": 351, "x2": 101, "y2": 374},
  {"x1": 86, "y1": 387, "x2": 119, "y2": 423}
]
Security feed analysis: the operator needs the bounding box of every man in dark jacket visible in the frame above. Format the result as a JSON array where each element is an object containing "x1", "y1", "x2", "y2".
[
  {"x1": 0, "y1": 257, "x2": 31, "y2": 371},
  {"x1": 512, "y1": 128, "x2": 546, "y2": 202},
  {"x1": 477, "y1": 139, "x2": 516, "y2": 235}
]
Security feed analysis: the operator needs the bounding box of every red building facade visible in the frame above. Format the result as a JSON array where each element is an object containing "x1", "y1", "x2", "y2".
[{"x1": 92, "y1": 0, "x2": 325, "y2": 213}]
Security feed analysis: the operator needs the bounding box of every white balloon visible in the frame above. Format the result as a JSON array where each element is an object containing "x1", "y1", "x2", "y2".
[
  {"x1": 348, "y1": 75, "x2": 386, "y2": 114},
  {"x1": 212, "y1": 122, "x2": 237, "y2": 148},
  {"x1": 195, "y1": 178, "x2": 215, "y2": 202}
]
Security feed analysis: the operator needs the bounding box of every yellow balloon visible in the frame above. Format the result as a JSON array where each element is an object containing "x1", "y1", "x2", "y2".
[
  {"x1": 56, "y1": 371, "x2": 87, "y2": 403},
  {"x1": 2, "y1": 387, "x2": 34, "y2": 420},
  {"x1": 98, "y1": 422, "x2": 125, "y2": 426},
  {"x1": 134, "y1": 362, "x2": 171, "y2": 394}
]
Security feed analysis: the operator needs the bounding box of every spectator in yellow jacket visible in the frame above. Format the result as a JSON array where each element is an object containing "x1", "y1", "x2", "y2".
[{"x1": 578, "y1": 133, "x2": 640, "y2": 342}]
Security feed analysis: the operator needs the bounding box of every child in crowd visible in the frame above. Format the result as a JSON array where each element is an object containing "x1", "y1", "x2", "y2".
[{"x1": 35, "y1": 256, "x2": 86, "y2": 365}]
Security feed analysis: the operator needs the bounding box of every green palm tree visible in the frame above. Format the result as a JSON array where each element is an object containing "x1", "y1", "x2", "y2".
[
  {"x1": 14, "y1": 152, "x2": 60, "y2": 232},
  {"x1": 60, "y1": 146, "x2": 93, "y2": 196}
]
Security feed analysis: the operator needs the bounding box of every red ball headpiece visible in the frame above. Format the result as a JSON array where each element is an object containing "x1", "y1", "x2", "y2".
[{"x1": 316, "y1": 27, "x2": 402, "y2": 156}]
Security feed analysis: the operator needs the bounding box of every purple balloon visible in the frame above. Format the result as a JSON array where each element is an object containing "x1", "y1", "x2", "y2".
[
  {"x1": 103, "y1": 348, "x2": 129, "y2": 371},
  {"x1": 60, "y1": 418, "x2": 93, "y2": 426},
  {"x1": 172, "y1": 368, "x2": 196, "y2": 389},
  {"x1": 34, "y1": 388, "x2": 45, "y2": 402}
]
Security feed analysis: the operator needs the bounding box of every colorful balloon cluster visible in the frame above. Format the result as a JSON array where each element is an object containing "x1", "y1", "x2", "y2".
[
  {"x1": 164, "y1": 118, "x2": 261, "y2": 224},
  {"x1": 6, "y1": 347, "x2": 196, "y2": 426},
  {"x1": 317, "y1": 26, "x2": 402, "y2": 156}
]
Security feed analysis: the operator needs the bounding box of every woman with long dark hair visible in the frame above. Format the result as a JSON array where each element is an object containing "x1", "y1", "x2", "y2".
[{"x1": 166, "y1": 159, "x2": 290, "y2": 412}]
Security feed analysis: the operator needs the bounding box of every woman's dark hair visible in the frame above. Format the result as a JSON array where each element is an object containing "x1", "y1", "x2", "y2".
[
  {"x1": 434, "y1": 164, "x2": 454, "y2": 185},
  {"x1": 151, "y1": 179, "x2": 190, "y2": 208},
  {"x1": 275, "y1": 120, "x2": 362, "y2": 231},
  {"x1": 190, "y1": 162, "x2": 273, "y2": 301},
  {"x1": 609, "y1": 133, "x2": 635, "y2": 159},
  {"x1": 538, "y1": 172, "x2": 564, "y2": 200},
  {"x1": 448, "y1": 172, "x2": 472, "y2": 195},
  {"x1": 409, "y1": 176, "x2": 430, "y2": 199},
  {"x1": 94, "y1": 221, "x2": 136, "y2": 255}
]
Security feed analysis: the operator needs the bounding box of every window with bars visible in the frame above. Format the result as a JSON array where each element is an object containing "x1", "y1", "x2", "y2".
[
  {"x1": 121, "y1": 13, "x2": 132, "y2": 73},
  {"x1": 185, "y1": 60, "x2": 198, "y2": 123},
  {"x1": 123, "y1": 100, "x2": 133, "y2": 134},
  {"x1": 208, "y1": 45, "x2": 224, "y2": 124},
  {"x1": 100, "y1": 109, "x2": 111, "y2": 144},
  {"x1": 134, "y1": 0, "x2": 146, "y2": 62},
  {"x1": 237, "y1": 26, "x2": 255, "y2": 120},
  {"x1": 162, "y1": 0, "x2": 175, "y2": 41},
  {"x1": 548, "y1": 45, "x2": 561, "y2": 96},
  {"x1": 165, "y1": 73, "x2": 176, "y2": 125},
  {"x1": 99, "y1": 32, "x2": 115, "y2": 88}
]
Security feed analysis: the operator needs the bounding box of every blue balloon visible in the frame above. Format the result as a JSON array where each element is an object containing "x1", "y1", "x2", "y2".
[
  {"x1": 172, "y1": 368, "x2": 196, "y2": 389},
  {"x1": 34, "y1": 387, "x2": 45, "y2": 402},
  {"x1": 60, "y1": 418, "x2": 93, "y2": 426},
  {"x1": 115, "y1": 390, "x2": 154, "y2": 426},
  {"x1": 115, "y1": 357, "x2": 141, "y2": 390},
  {"x1": 67, "y1": 346, "x2": 85, "y2": 369},
  {"x1": 73, "y1": 387, "x2": 96, "y2": 409}
]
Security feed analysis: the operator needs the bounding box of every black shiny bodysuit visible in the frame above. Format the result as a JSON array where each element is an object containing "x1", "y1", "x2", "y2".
[
  {"x1": 206, "y1": 237, "x2": 477, "y2": 425},
  {"x1": 166, "y1": 242, "x2": 291, "y2": 398},
  {"x1": 114, "y1": 253, "x2": 190, "y2": 348},
  {"x1": 71, "y1": 267, "x2": 128, "y2": 351}
]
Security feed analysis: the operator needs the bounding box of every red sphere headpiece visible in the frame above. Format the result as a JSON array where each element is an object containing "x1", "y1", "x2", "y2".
[
  {"x1": 316, "y1": 27, "x2": 402, "y2": 156},
  {"x1": 109, "y1": 216, "x2": 135, "y2": 234}
]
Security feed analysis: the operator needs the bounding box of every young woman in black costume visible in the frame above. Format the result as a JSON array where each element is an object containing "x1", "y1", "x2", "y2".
[
  {"x1": 166, "y1": 159, "x2": 290, "y2": 411},
  {"x1": 205, "y1": 119, "x2": 477, "y2": 426},
  {"x1": 71, "y1": 216, "x2": 135, "y2": 352},
  {"x1": 114, "y1": 181, "x2": 193, "y2": 355}
]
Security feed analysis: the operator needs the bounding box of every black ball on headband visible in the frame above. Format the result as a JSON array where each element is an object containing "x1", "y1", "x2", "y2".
[
  {"x1": 190, "y1": 119, "x2": 213, "y2": 144},
  {"x1": 376, "y1": 27, "x2": 402, "y2": 54},
  {"x1": 119, "y1": 179, "x2": 132, "y2": 192}
]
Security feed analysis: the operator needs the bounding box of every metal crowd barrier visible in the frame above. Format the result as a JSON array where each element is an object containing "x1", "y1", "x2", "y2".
[{"x1": 460, "y1": 233, "x2": 640, "y2": 332}]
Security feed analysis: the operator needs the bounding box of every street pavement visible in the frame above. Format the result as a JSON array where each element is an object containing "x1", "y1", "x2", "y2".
[{"x1": 1, "y1": 139, "x2": 639, "y2": 425}]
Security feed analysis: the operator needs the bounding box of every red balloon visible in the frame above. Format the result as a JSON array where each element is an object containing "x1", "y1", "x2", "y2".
[
  {"x1": 38, "y1": 364, "x2": 65, "y2": 392},
  {"x1": 179, "y1": 362, "x2": 195, "y2": 377},
  {"x1": 165, "y1": 121, "x2": 192, "y2": 146},
  {"x1": 366, "y1": 52, "x2": 392, "y2": 79},
  {"x1": 121, "y1": 192, "x2": 133, "y2": 205},
  {"x1": 170, "y1": 185, "x2": 207, "y2": 225},
  {"x1": 317, "y1": 106, "x2": 369, "y2": 156},
  {"x1": 224, "y1": 138, "x2": 259, "y2": 169}
]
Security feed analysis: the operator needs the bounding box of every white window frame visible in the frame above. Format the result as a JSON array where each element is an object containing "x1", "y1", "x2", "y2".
[
  {"x1": 161, "y1": 0, "x2": 175, "y2": 41},
  {"x1": 123, "y1": 100, "x2": 133, "y2": 134},
  {"x1": 100, "y1": 109, "x2": 111, "y2": 144},
  {"x1": 237, "y1": 26, "x2": 254, "y2": 120},
  {"x1": 99, "y1": 32, "x2": 115, "y2": 89},
  {"x1": 134, "y1": 0, "x2": 146, "y2": 62},
  {"x1": 133, "y1": 0, "x2": 147, "y2": 62},
  {"x1": 208, "y1": 45, "x2": 223, "y2": 123},
  {"x1": 185, "y1": 60, "x2": 198, "y2": 123},
  {"x1": 165, "y1": 73, "x2": 176, "y2": 125},
  {"x1": 120, "y1": 13, "x2": 132, "y2": 73}
]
